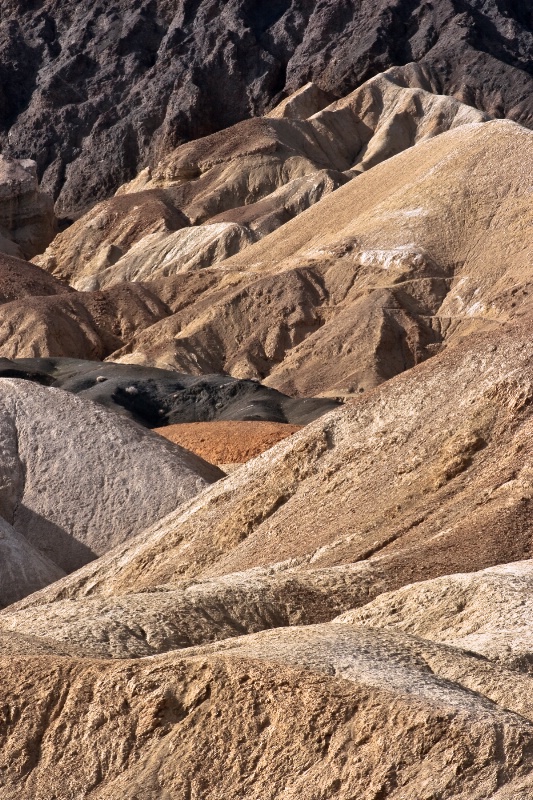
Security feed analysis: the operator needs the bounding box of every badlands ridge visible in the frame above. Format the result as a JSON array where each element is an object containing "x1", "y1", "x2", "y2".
[{"x1": 0, "y1": 15, "x2": 532, "y2": 798}]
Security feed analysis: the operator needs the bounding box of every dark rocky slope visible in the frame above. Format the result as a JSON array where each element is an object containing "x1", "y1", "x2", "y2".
[
  {"x1": 0, "y1": 358, "x2": 339, "y2": 426},
  {"x1": 1, "y1": 0, "x2": 532, "y2": 217}
]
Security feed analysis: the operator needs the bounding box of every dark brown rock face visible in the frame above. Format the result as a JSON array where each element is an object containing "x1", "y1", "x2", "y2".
[{"x1": 1, "y1": 0, "x2": 532, "y2": 217}]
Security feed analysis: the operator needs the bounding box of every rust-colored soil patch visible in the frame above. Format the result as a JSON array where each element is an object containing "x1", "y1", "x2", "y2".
[{"x1": 154, "y1": 421, "x2": 302, "y2": 464}]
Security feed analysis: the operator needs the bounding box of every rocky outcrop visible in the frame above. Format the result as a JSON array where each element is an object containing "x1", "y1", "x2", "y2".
[
  {"x1": 0, "y1": 156, "x2": 56, "y2": 258},
  {"x1": 1, "y1": 1, "x2": 531, "y2": 216}
]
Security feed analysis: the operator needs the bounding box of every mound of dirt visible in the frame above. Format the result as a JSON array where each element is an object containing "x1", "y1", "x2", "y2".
[
  {"x1": 0, "y1": 378, "x2": 221, "y2": 593},
  {"x1": 0, "y1": 251, "x2": 71, "y2": 303},
  {"x1": 154, "y1": 420, "x2": 302, "y2": 465},
  {"x1": 0, "y1": 358, "x2": 339, "y2": 426}
]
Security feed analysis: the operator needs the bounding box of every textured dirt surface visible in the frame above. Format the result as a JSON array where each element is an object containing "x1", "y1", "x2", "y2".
[
  {"x1": 34, "y1": 68, "x2": 488, "y2": 289},
  {"x1": 1, "y1": 626, "x2": 533, "y2": 800},
  {"x1": 0, "y1": 624, "x2": 532, "y2": 798},
  {"x1": 1, "y1": 0, "x2": 532, "y2": 216},
  {"x1": 0, "y1": 378, "x2": 221, "y2": 595},
  {"x1": 0, "y1": 251, "x2": 71, "y2": 303},
  {"x1": 1, "y1": 316, "x2": 533, "y2": 795},
  {"x1": 337, "y1": 561, "x2": 533, "y2": 674},
  {"x1": 154, "y1": 421, "x2": 302, "y2": 465},
  {"x1": 110, "y1": 120, "x2": 533, "y2": 397}
]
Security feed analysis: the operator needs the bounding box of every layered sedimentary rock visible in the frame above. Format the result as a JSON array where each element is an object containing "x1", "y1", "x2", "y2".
[
  {"x1": 35, "y1": 69, "x2": 488, "y2": 289},
  {"x1": 0, "y1": 156, "x2": 56, "y2": 258},
  {"x1": 1, "y1": 1, "x2": 532, "y2": 216},
  {"x1": 109, "y1": 120, "x2": 533, "y2": 397}
]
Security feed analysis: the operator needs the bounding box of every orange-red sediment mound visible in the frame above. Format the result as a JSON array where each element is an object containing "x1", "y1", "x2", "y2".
[{"x1": 154, "y1": 420, "x2": 302, "y2": 465}]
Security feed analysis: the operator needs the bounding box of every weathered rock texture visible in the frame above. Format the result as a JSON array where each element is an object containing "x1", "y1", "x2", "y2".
[
  {"x1": 11, "y1": 320, "x2": 533, "y2": 618},
  {"x1": 1, "y1": 626, "x2": 533, "y2": 799},
  {"x1": 337, "y1": 561, "x2": 533, "y2": 674},
  {"x1": 1, "y1": 318, "x2": 533, "y2": 794},
  {"x1": 35, "y1": 69, "x2": 488, "y2": 289},
  {"x1": 0, "y1": 156, "x2": 56, "y2": 258},
  {"x1": 0, "y1": 378, "x2": 221, "y2": 594},
  {"x1": 0, "y1": 623, "x2": 532, "y2": 799},
  {"x1": 1, "y1": 0, "x2": 532, "y2": 216},
  {"x1": 108, "y1": 120, "x2": 533, "y2": 397}
]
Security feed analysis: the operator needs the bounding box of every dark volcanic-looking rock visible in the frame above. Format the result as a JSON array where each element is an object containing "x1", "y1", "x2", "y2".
[
  {"x1": 0, "y1": 358, "x2": 340, "y2": 426},
  {"x1": 1, "y1": 1, "x2": 531, "y2": 216}
]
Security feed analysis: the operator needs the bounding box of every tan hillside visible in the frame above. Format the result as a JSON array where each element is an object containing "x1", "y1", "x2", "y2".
[
  {"x1": 337, "y1": 561, "x2": 533, "y2": 673},
  {"x1": 0, "y1": 278, "x2": 170, "y2": 361},
  {"x1": 111, "y1": 120, "x2": 533, "y2": 398},
  {"x1": 1, "y1": 8, "x2": 533, "y2": 798},
  {"x1": 0, "y1": 251, "x2": 72, "y2": 303},
  {"x1": 12, "y1": 319, "x2": 533, "y2": 616},
  {"x1": 34, "y1": 69, "x2": 488, "y2": 292},
  {"x1": 0, "y1": 622, "x2": 532, "y2": 798}
]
